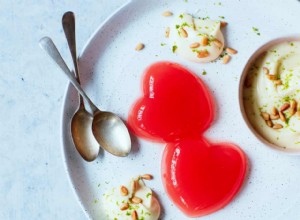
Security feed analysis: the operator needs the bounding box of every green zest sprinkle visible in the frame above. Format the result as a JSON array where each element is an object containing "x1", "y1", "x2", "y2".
[
  {"x1": 252, "y1": 27, "x2": 261, "y2": 36},
  {"x1": 146, "y1": 193, "x2": 152, "y2": 198},
  {"x1": 172, "y1": 45, "x2": 178, "y2": 53},
  {"x1": 160, "y1": 43, "x2": 166, "y2": 46},
  {"x1": 202, "y1": 70, "x2": 207, "y2": 75},
  {"x1": 219, "y1": 16, "x2": 225, "y2": 19},
  {"x1": 175, "y1": 24, "x2": 180, "y2": 29},
  {"x1": 179, "y1": 14, "x2": 184, "y2": 19}
]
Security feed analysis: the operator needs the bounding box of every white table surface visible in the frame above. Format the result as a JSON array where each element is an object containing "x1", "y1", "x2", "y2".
[{"x1": 0, "y1": 0, "x2": 126, "y2": 219}]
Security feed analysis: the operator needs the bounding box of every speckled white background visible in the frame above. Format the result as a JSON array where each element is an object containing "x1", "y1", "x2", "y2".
[{"x1": 0, "y1": 0, "x2": 126, "y2": 219}]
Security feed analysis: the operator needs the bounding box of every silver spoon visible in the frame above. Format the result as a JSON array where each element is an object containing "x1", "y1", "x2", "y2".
[
  {"x1": 62, "y1": 11, "x2": 99, "y2": 161},
  {"x1": 39, "y1": 36, "x2": 132, "y2": 157}
]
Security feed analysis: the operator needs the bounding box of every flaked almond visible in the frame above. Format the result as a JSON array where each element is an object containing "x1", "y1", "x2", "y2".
[
  {"x1": 290, "y1": 99, "x2": 297, "y2": 116},
  {"x1": 220, "y1": 21, "x2": 227, "y2": 27},
  {"x1": 141, "y1": 174, "x2": 153, "y2": 180},
  {"x1": 266, "y1": 74, "x2": 277, "y2": 80},
  {"x1": 296, "y1": 110, "x2": 300, "y2": 117},
  {"x1": 189, "y1": 42, "x2": 200, "y2": 48},
  {"x1": 162, "y1": 11, "x2": 173, "y2": 17},
  {"x1": 201, "y1": 36, "x2": 208, "y2": 46},
  {"x1": 120, "y1": 186, "x2": 128, "y2": 196},
  {"x1": 261, "y1": 112, "x2": 270, "y2": 121},
  {"x1": 135, "y1": 43, "x2": 145, "y2": 51},
  {"x1": 197, "y1": 50, "x2": 209, "y2": 58},
  {"x1": 274, "y1": 80, "x2": 282, "y2": 85},
  {"x1": 213, "y1": 39, "x2": 223, "y2": 48},
  {"x1": 279, "y1": 111, "x2": 286, "y2": 123},
  {"x1": 280, "y1": 103, "x2": 290, "y2": 112},
  {"x1": 120, "y1": 203, "x2": 129, "y2": 211},
  {"x1": 131, "y1": 210, "x2": 138, "y2": 220},
  {"x1": 165, "y1": 27, "x2": 170, "y2": 38},
  {"x1": 271, "y1": 107, "x2": 278, "y2": 116},
  {"x1": 266, "y1": 120, "x2": 273, "y2": 128},
  {"x1": 131, "y1": 196, "x2": 143, "y2": 204},
  {"x1": 180, "y1": 28, "x2": 188, "y2": 38},
  {"x1": 263, "y1": 67, "x2": 269, "y2": 75},
  {"x1": 223, "y1": 55, "x2": 231, "y2": 64},
  {"x1": 270, "y1": 114, "x2": 280, "y2": 120},
  {"x1": 226, "y1": 47, "x2": 238, "y2": 55},
  {"x1": 273, "y1": 124, "x2": 283, "y2": 129}
]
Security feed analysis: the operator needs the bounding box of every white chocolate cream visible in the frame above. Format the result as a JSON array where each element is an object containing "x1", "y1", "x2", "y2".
[
  {"x1": 243, "y1": 41, "x2": 300, "y2": 150},
  {"x1": 169, "y1": 13, "x2": 224, "y2": 63},
  {"x1": 102, "y1": 176, "x2": 160, "y2": 220}
]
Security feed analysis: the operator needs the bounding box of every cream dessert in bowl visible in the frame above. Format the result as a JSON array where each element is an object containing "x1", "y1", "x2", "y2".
[
  {"x1": 169, "y1": 13, "x2": 224, "y2": 63},
  {"x1": 242, "y1": 38, "x2": 300, "y2": 152}
]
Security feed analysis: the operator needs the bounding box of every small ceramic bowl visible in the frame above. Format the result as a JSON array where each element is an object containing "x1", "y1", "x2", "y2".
[{"x1": 239, "y1": 35, "x2": 300, "y2": 154}]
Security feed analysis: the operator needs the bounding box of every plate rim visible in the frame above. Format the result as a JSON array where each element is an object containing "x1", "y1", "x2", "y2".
[{"x1": 60, "y1": 1, "x2": 133, "y2": 219}]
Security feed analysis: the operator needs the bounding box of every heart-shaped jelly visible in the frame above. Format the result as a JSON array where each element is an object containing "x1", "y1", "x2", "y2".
[
  {"x1": 128, "y1": 62, "x2": 214, "y2": 142},
  {"x1": 162, "y1": 139, "x2": 247, "y2": 217},
  {"x1": 128, "y1": 61, "x2": 248, "y2": 217}
]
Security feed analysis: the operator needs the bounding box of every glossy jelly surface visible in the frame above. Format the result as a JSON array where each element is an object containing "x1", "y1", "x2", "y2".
[
  {"x1": 128, "y1": 62, "x2": 247, "y2": 217},
  {"x1": 128, "y1": 62, "x2": 214, "y2": 142}
]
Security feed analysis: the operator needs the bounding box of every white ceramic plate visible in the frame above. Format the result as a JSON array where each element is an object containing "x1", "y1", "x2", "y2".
[{"x1": 62, "y1": 0, "x2": 300, "y2": 219}]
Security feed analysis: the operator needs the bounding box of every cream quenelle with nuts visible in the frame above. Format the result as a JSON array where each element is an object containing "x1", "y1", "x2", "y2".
[
  {"x1": 243, "y1": 41, "x2": 300, "y2": 149},
  {"x1": 102, "y1": 175, "x2": 160, "y2": 220},
  {"x1": 168, "y1": 13, "x2": 225, "y2": 63}
]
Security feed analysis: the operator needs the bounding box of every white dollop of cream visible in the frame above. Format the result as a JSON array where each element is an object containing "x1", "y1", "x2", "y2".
[
  {"x1": 243, "y1": 41, "x2": 300, "y2": 149},
  {"x1": 169, "y1": 13, "x2": 224, "y2": 63},
  {"x1": 103, "y1": 177, "x2": 160, "y2": 220}
]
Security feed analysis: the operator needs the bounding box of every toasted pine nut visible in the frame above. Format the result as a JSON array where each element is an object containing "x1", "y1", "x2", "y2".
[
  {"x1": 271, "y1": 107, "x2": 278, "y2": 116},
  {"x1": 180, "y1": 28, "x2": 188, "y2": 38},
  {"x1": 141, "y1": 174, "x2": 153, "y2": 180},
  {"x1": 280, "y1": 103, "x2": 290, "y2": 112},
  {"x1": 131, "y1": 180, "x2": 138, "y2": 193},
  {"x1": 162, "y1": 11, "x2": 173, "y2": 17},
  {"x1": 266, "y1": 120, "x2": 273, "y2": 127},
  {"x1": 296, "y1": 110, "x2": 300, "y2": 117},
  {"x1": 263, "y1": 67, "x2": 269, "y2": 75},
  {"x1": 279, "y1": 111, "x2": 286, "y2": 122},
  {"x1": 197, "y1": 50, "x2": 209, "y2": 58},
  {"x1": 120, "y1": 186, "x2": 128, "y2": 196},
  {"x1": 261, "y1": 112, "x2": 270, "y2": 121},
  {"x1": 213, "y1": 39, "x2": 223, "y2": 48},
  {"x1": 131, "y1": 196, "x2": 143, "y2": 204},
  {"x1": 135, "y1": 43, "x2": 144, "y2": 51},
  {"x1": 273, "y1": 124, "x2": 283, "y2": 129},
  {"x1": 132, "y1": 210, "x2": 138, "y2": 220},
  {"x1": 274, "y1": 80, "x2": 282, "y2": 85},
  {"x1": 189, "y1": 42, "x2": 200, "y2": 48},
  {"x1": 270, "y1": 114, "x2": 280, "y2": 120},
  {"x1": 201, "y1": 36, "x2": 208, "y2": 46},
  {"x1": 266, "y1": 74, "x2": 277, "y2": 80},
  {"x1": 165, "y1": 27, "x2": 170, "y2": 38},
  {"x1": 226, "y1": 47, "x2": 238, "y2": 54},
  {"x1": 220, "y1": 21, "x2": 227, "y2": 27},
  {"x1": 290, "y1": 99, "x2": 297, "y2": 116},
  {"x1": 120, "y1": 203, "x2": 129, "y2": 211},
  {"x1": 223, "y1": 55, "x2": 231, "y2": 64}
]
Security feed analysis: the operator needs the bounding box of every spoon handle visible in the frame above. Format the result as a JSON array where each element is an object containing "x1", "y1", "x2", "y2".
[
  {"x1": 39, "y1": 37, "x2": 98, "y2": 113},
  {"x1": 62, "y1": 11, "x2": 85, "y2": 108}
]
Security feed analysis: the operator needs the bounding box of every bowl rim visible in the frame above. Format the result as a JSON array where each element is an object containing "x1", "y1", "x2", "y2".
[{"x1": 238, "y1": 35, "x2": 300, "y2": 155}]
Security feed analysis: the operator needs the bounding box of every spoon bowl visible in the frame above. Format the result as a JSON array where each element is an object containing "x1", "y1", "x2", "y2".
[{"x1": 92, "y1": 111, "x2": 131, "y2": 156}]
